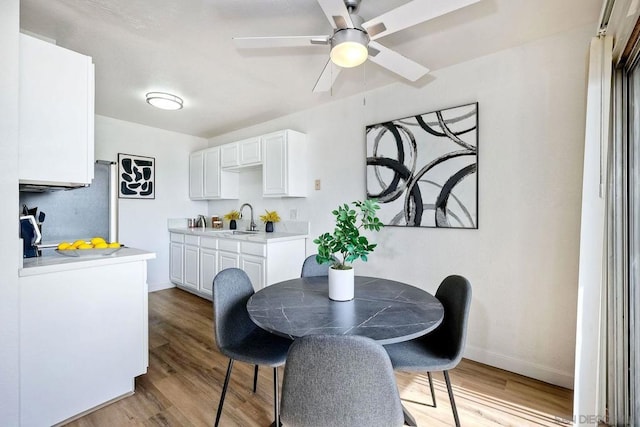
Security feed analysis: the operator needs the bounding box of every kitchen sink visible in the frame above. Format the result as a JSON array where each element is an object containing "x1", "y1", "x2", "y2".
[{"x1": 231, "y1": 230, "x2": 260, "y2": 235}]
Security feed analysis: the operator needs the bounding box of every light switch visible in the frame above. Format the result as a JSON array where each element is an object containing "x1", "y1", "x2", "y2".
[{"x1": 315, "y1": 179, "x2": 321, "y2": 190}]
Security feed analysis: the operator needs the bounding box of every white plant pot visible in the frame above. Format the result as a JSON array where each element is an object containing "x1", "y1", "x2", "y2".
[{"x1": 328, "y1": 267, "x2": 355, "y2": 301}]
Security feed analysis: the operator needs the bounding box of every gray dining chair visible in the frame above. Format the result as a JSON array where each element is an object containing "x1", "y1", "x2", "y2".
[
  {"x1": 300, "y1": 254, "x2": 336, "y2": 277},
  {"x1": 212, "y1": 268, "x2": 292, "y2": 427},
  {"x1": 280, "y1": 334, "x2": 405, "y2": 427},
  {"x1": 384, "y1": 275, "x2": 472, "y2": 427}
]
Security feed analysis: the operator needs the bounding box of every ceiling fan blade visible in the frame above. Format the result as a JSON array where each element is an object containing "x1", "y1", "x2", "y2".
[
  {"x1": 363, "y1": 0, "x2": 481, "y2": 40},
  {"x1": 233, "y1": 35, "x2": 330, "y2": 49},
  {"x1": 317, "y1": 0, "x2": 354, "y2": 29},
  {"x1": 367, "y1": 41, "x2": 429, "y2": 82},
  {"x1": 313, "y1": 59, "x2": 342, "y2": 93}
]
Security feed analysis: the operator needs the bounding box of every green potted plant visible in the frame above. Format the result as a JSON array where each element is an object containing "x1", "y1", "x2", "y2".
[
  {"x1": 259, "y1": 210, "x2": 281, "y2": 232},
  {"x1": 314, "y1": 199, "x2": 383, "y2": 300},
  {"x1": 224, "y1": 210, "x2": 240, "y2": 230}
]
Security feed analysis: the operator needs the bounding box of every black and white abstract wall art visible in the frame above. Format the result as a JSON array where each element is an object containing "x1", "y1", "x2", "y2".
[
  {"x1": 118, "y1": 153, "x2": 155, "y2": 199},
  {"x1": 366, "y1": 103, "x2": 478, "y2": 228}
]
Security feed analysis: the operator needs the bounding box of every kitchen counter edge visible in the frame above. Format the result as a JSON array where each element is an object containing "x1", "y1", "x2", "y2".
[
  {"x1": 168, "y1": 227, "x2": 308, "y2": 243},
  {"x1": 20, "y1": 247, "x2": 156, "y2": 277}
]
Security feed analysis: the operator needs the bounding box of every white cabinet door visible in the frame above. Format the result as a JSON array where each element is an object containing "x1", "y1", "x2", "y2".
[
  {"x1": 20, "y1": 261, "x2": 148, "y2": 426},
  {"x1": 183, "y1": 245, "x2": 199, "y2": 290},
  {"x1": 189, "y1": 151, "x2": 204, "y2": 199},
  {"x1": 19, "y1": 34, "x2": 95, "y2": 186},
  {"x1": 262, "y1": 132, "x2": 287, "y2": 195},
  {"x1": 203, "y1": 147, "x2": 221, "y2": 198},
  {"x1": 169, "y1": 242, "x2": 184, "y2": 285},
  {"x1": 199, "y1": 147, "x2": 239, "y2": 199},
  {"x1": 221, "y1": 143, "x2": 239, "y2": 168},
  {"x1": 200, "y1": 248, "x2": 218, "y2": 297},
  {"x1": 262, "y1": 130, "x2": 307, "y2": 197},
  {"x1": 240, "y1": 137, "x2": 262, "y2": 165},
  {"x1": 241, "y1": 254, "x2": 266, "y2": 291},
  {"x1": 219, "y1": 251, "x2": 240, "y2": 271}
]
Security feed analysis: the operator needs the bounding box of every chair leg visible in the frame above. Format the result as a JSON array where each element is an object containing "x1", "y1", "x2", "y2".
[
  {"x1": 253, "y1": 365, "x2": 259, "y2": 393},
  {"x1": 273, "y1": 367, "x2": 280, "y2": 427},
  {"x1": 427, "y1": 372, "x2": 437, "y2": 407},
  {"x1": 443, "y1": 370, "x2": 461, "y2": 427},
  {"x1": 215, "y1": 358, "x2": 234, "y2": 427}
]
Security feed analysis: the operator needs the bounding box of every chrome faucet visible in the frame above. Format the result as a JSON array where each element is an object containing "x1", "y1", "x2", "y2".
[
  {"x1": 239, "y1": 203, "x2": 257, "y2": 231},
  {"x1": 196, "y1": 215, "x2": 207, "y2": 228}
]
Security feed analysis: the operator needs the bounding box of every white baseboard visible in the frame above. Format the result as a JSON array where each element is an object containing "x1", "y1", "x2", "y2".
[
  {"x1": 148, "y1": 281, "x2": 175, "y2": 293},
  {"x1": 464, "y1": 344, "x2": 574, "y2": 389}
]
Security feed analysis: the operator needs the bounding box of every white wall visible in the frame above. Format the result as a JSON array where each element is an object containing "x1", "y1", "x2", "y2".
[
  {"x1": 0, "y1": 0, "x2": 21, "y2": 424},
  {"x1": 208, "y1": 23, "x2": 593, "y2": 388},
  {"x1": 94, "y1": 115, "x2": 208, "y2": 291}
]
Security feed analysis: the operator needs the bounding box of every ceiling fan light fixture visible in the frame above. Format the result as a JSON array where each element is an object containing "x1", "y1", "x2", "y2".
[
  {"x1": 145, "y1": 92, "x2": 183, "y2": 110},
  {"x1": 330, "y1": 29, "x2": 369, "y2": 68}
]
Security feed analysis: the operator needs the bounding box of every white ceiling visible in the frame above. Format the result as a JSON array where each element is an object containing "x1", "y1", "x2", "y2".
[{"x1": 19, "y1": 0, "x2": 602, "y2": 138}]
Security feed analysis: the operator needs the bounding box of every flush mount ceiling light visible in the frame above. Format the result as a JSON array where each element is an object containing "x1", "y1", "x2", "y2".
[
  {"x1": 145, "y1": 92, "x2": 183, "y2": 110},
  {"x1": 329, "y1": 28, "x2": 369, "y2": 68}
]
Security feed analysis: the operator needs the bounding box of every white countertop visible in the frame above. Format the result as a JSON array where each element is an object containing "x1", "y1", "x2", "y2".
[
  {"x1": 20, "y1": 247, "x2": 156, "y2": 277},
  {"x1": 168, "y1": 227, "x2": 308, "y2": 243}
]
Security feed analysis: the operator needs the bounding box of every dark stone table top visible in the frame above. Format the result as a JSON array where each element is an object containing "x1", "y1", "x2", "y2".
[{"x1": 247, "y1": 276, "x2": 444, "y2": 345}]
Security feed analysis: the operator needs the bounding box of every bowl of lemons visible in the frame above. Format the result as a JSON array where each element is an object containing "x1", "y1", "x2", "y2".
[{"x1": 56, "y1": 237, "x2": 122, "y2": 257}]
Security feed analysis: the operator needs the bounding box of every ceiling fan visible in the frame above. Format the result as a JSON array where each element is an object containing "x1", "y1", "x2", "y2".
[{"x1": 233, "y1": 0, "x2": 481, "y2": 93}]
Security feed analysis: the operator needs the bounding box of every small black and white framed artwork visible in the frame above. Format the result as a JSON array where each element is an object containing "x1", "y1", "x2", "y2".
[
  {"x1": 118, "y1": 153, "x2": 155, "y2": 199},
  {"x1": 366, "y1": 102, "x2": 478, "y2": 229}
]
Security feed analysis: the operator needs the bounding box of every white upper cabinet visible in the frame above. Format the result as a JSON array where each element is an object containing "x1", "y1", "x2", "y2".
[
  {"x1": 262, "y1": 130, "x2": 307, "y2": 197},
  {"x1": 220, "y1": 143, "x2": 239, "y2": 168},
  {"x1": 221, "y1": 137, "x2": 262, "y2": 169},
  {"x1": 189, "y1": 151, "x2": 204, "y2": 199},
  {"x1": 19, "y1": 33, "x2": 95, "y2": 186},
  {"x1": 239, "y1": 137, "x2": 262, "y2": 166},
  {"x1": 189, "y1": 146, "x2": 239, "y2": 200},
  {"x1": 203, "y1": 148, "x2": 222, "y2": 198},
  {"x1": 190, "y1": 129, "x2": 305, "y2": 199}
]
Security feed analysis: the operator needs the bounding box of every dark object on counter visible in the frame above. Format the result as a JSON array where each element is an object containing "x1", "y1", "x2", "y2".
[
  {"x1": 265, "y1": 221, "x2": 274, "y2": 233},
  {"x1": 20, "y1": 215, "x2": 41, "y2": 258},
  {"x1": 38, "y1": 211, "x2": 45, "y2": 223},
  {"x1": 23, "y1": 204, "x2": 38, "y2": 217},
  {"x1": 229, "y1": 219, "x2": 237, "y2": 230}
]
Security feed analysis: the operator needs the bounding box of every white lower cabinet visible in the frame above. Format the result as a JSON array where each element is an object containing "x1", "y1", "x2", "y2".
[
  {"x1": 169, "y1": 231, "x2": 306, "y2": 298},
  {"x1": 218, "y1": 239, "x2": 240, "y2": 273},
  {"x1": 241, "y1": 254, "x2": 266, "y2": 290},
  {"x1": 183, "y1": 245, "x2": 199, "y2": 290},
  {"x1": 183, "y1": 235, "x2": 200, "y2": 290},
  {"x1": 200, "y1": 248, "x2": 218, "y2": 297},
  {"x1": 219, "y1": 251, "x2": 240, "y2": 270},
  {"x1": 169, "y1": 234, "x2": 184, "y2": 285},
  {"x1": 19, "y1": 258, "x2": 150, "y2": 426}
]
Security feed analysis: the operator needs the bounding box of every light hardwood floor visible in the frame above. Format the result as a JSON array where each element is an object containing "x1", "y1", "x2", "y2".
[{"x1": 66, "y1": 288, "x2": 573, "y2": 426}]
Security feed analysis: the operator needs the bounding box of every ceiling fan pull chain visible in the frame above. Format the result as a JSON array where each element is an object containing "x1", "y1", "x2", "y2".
[{"x1": 362, "y1": 61, "x2": 366, "y2": 106}]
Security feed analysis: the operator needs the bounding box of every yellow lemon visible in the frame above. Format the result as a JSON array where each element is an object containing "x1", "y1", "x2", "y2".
[
  {"x1": 94, "y1": 242, "x2": 108, "y2": 249},
  {"x1": 72, "y1": 240, "x2": 86, "y2": 248},
  {"x1": 108, "y1": 242, "x2": 121, "y2": 249},
  {"x1": 90, "y1": 237, "x2": 106, "y2": 246},
  {"x1": 57, "y1": 242, "x2": 72, "y2": 250}
]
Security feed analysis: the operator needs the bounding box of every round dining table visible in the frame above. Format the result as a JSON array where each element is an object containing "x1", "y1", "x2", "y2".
[{"x1": 247, "y1": 275, "x2": 444, "y2": 345}]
